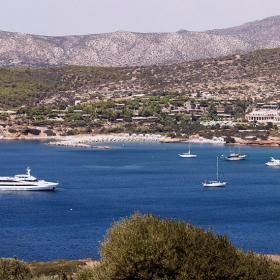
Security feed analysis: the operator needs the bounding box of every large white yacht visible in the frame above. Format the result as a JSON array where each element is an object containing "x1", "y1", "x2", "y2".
[{"x1": 0, "y1": 167, "x2": 58, "y2": 191}]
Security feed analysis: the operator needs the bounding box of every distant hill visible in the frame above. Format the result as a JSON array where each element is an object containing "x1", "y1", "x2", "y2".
[
  {"x1": 1, "y1": 16, "x2": 280, "y2": 67},
  {"x1": 206, "y1": 15, "x2": 280, "y2": 41}
]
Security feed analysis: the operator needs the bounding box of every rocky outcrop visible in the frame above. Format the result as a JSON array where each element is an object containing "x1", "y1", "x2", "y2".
[{"x1": 1, "y1": 16, "x2": 280, "y2": 67}]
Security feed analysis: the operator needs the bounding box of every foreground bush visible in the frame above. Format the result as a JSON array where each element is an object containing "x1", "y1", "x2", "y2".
[
  {"x1": 30, "y1": 276, "x2": 53, "y2": 280},
  {"x1": 90, "y1": 212, "x2": 280, "y2": 280},
  {"x1": 75, "y1": 268, "x2": 95, "y2": 280},
  {"x1": 0, "y1": 257, "x2": 32, "y2": 280}
]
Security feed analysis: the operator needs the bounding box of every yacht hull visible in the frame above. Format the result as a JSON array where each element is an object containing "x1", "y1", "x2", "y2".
[
  {"x1": 203, "y1": 181, "x2": 226, "y2": 187},
  {"x1": 0, "y1": 167, "x2": 58, "y2": 191},
  {"x1": 224, "y1": 156, "x2": 246, "y2": 161},
  {"x1": 179, "y1": 154, "x2": 196, "y2": 158},
  {"x1": 265, "y1": 157, "x2": 280, "y2": 166},
  {"x1": 0, "y1": 181, "x2": 58, "y2": 191},
  {"x1": 266, "y1": 163, "x2": 280, "y2": 166}
]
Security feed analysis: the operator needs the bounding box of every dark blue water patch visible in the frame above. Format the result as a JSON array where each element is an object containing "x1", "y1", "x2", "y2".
[{"x1": 1, "y1": 140, "x2": 280, "y2": 261}]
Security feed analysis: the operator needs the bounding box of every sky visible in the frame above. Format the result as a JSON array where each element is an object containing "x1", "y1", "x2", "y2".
[{"x1": 1, "y1": 0, "x2": 280, "y2": 36}]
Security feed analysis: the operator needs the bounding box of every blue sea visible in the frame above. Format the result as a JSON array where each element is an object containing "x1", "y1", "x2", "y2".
[{"x1": 1, "y1": 140, "x2": 280, "y2": 262}]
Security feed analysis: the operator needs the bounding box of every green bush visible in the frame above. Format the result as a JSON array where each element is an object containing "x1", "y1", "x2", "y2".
[
  {"x1": 66, "y1": 129, "x2": 78, "y2": 136},
  {"x1": 74, "y1": 268, "x2": 95, "y2": 280},
  {"x1": 8, "y1": 128, "x2": 17, "y2": 133},
  {"x1": 91, "y1": 212, "x2": 280, "y2": 280},
  {"x1": 44, "y1": 129, "x2": 56, "y2": 136},
  {"x1": 19, "y1": 127, "x2": 41, "y2": 135},
  {"x1": 20, "y1": 126, "x2": 30, "y2": 135},
  {"x1": 225, "y1": 135, "x2": 236, "y2": 143},
  {"x1": 30, "y1": 275, "x2": 53, "y2": 280},
  {"x1": 0, "y1": 257, "x2": 32, "y2": 280},
  {"x1": 30, "y1": 259, "x2": 86, "y2": 277},
  {"x1": 106, "y1": 127, "x2": 124, "y2": 133},
  {"x1": 28, "y1": 128, "x2": 41, "y2": 135}
]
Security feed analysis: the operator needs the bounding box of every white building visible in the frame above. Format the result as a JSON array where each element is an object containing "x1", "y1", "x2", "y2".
[{"x1": 247, "y1": 110, "x2": 280, "y2": 123}]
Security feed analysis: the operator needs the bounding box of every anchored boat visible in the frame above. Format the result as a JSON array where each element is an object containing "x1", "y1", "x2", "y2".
[
  {"x1": 179, "y1": 141, "x2": 197, "y2": 158},
  {"x1": 222, "y1": 146, "x2": 247, "y2": 161},
  {"x1": 203, "y1": 157, "x2": 226, "y2": 187},
  {"x1": 0, "y1": 167, "x2": 58, "y2": 191},
  {"x1": 265, "y1": 157, "x2": 280, "y2": 166}
]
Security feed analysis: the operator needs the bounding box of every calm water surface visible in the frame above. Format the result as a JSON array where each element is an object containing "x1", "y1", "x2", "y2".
[{"x1": 0, "y1": 140, "x2": 280, "y2": 261}]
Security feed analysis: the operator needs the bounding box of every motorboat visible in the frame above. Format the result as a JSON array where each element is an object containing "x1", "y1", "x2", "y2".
[
  {"x1": 0, "y1": 167, "x2": 58, "y2": 191},
  {"x1": 222, "y1": 146, "x2": 247, "y2": 161},
  {"x1": 203, "y1": 157, "x2": 226, "y2": 187},
  {"x1": 179, "y1": 141, "x2": 196, "y2": 158},
  {"x1": 265, "y1": 157, "x2": 280, "y2": 166}
]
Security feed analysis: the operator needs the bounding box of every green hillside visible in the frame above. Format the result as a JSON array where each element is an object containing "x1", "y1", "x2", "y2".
[{"x1": 1, "y1": 48, "x2": 280, "y2": 108}]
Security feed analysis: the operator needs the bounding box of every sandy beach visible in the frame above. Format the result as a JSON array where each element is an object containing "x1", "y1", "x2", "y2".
[
  {"x1": 46, "y1": 133, "x2": 165, "y2": 148},
  {"x1": 1, "y1": 132, "x2": 280, "y2": 148}
]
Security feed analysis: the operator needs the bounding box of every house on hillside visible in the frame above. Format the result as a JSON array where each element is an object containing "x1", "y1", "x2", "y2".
[{"x1": 247, "y1": 109, "x2": 280, "y2": 123}]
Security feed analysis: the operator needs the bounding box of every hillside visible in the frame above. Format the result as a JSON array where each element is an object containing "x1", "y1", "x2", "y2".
[
  {"x1": 206, "y1": 15, "x2": 280, "y2": 41},
  {"x1": 1, "y1": 47, "x2": 280, "y2": 108},
  {"x1": 1, "y1": 16, "x2": 280, "y2": 67}
]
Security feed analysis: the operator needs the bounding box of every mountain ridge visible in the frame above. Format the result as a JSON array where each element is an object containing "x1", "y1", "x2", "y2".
[{"x1": 1, "y1": 15, "x2": 280, "y2": 67}]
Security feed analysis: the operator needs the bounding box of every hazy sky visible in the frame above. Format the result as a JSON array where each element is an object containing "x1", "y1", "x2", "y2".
[{"x1": 1, "y1": 0, "x2": 280, "y2": 36}]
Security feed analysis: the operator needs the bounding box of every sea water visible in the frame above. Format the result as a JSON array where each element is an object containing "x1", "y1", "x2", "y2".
[{"x1": 0, "y1": 140, "x2": 280, "y2": 262}]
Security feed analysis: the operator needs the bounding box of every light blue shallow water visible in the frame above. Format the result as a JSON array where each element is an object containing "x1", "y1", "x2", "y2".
[{"x1": 0, "y1": 140, "x2": 280, "y2": 261}]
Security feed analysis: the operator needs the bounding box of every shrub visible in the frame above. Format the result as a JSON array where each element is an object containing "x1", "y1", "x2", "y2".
[
  {"x1": 225, "y1": 135, "x2": 235, "y2": 143},
  {"x1": 18, "y1": 127, "x2": 41, "y2": 135},
  {"x1": 20, "y1": 126, "x2": 30, "y2": 135},
  {"x1": 0, "y1": 257, "x2": 32, "y2": 280},
  {"x1": 44, "y1": 129, "x2": 56, "y2": 136},
  {"x1": 66, "y1": 129, "x2": 78, "y2": 136},
  {"x1": 106, "y1": 127, "x2": 124, "y2": 133},
  {"x1": 28, "y1": 128, "x2": 41, "y2": 135},
  {"x1": 30, "y1": 259, "x2": 87, "y2": 278},
  {"x1": 92, "y1": 212, "x2": 280, "y2": 280},
  {"x1": 74, "y1": 268, "x2": 95, "y2": 280},
  {"x1": 166, "y1": 132, "x2": 176, "y2": 138},
  {"x1": 30, "y1": 275, "x2": 53, "y2": 280},
  {"x1": 8, "y1": 128, "x2": 17, "y2": 133}
]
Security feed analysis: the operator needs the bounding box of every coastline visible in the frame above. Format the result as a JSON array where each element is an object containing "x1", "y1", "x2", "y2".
[
  {"x1": 1, "y1": 132, "x2": 280, "y2": 148},
  {"x1": 46, "y1": 133, "x2": 165, "y2": 148}
]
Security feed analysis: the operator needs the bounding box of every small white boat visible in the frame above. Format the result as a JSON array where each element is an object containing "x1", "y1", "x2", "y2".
[
  {"x1": 179, "y1": 141, "x2": 196, "y2": 158},
  {"x1": 222, "y1": 146, "x2": 247, "y2": 161},
  {"x1": 265, "y1": 157, "x2": 280, "y2": 166},
  {"x1": 203, "y1": 157, "x2": 226, "y2": 187},
  {"x1": 0, "y1": 167, "x2": 58, "y2": 191}
]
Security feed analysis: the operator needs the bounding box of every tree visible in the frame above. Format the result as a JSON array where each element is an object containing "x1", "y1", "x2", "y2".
[
  {"x1": 207, "y1": 102, "x2": 217, "y2": 120},
  {"x1": 91, "y1": 212, "x2": 280, "y2": 280}
]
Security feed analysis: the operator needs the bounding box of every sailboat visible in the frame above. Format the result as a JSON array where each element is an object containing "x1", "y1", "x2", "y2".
[
  {"x1": 203, "y1": 157, "x2": 226, "y2": 187},
  {"x1": 179, "y1": 140, "x2": 196, "y2": 158},
  {"x1": 222, "y1": 146, "x2": 247, "y2": 161}
]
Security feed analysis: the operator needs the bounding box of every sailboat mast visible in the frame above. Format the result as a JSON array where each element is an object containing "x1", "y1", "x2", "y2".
[{"x1": 216, "y1": 157, "x2": 219, "y2": 181}]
